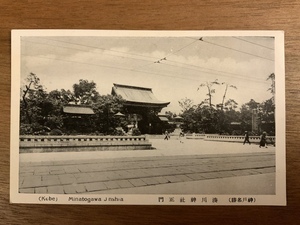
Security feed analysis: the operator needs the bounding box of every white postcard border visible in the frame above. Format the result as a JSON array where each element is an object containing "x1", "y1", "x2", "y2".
[{"x1": 10, "y1": 30, "x2": 286, "y2": 205}]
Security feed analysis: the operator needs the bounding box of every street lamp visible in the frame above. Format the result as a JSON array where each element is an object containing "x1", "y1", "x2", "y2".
[
  {"x1": 114, "y1": 112, "x2": 125, "y2": 117},
  {"x1": 114, "y1": 112, "x2": 126, "y2": 135}
]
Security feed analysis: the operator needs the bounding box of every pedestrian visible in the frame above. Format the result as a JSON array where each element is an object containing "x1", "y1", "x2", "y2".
[
  {"x1": 259, "y1": 131, "x2": 267, "y2": 148},
  {"x1": 164, "y1": 130, "x2": 169, "y2": 140},
  {"x1": 179, "y1": 131, "x2": 184, "y2": 143},
  {"x1": 243, "y1": 131, "x2": 251, "y2": 145}
]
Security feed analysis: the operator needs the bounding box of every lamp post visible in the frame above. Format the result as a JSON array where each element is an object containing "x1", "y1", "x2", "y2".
[
  {"x1": 114, "y1": 112, "x2": 126, "y2": 134},
  {"x1": 114, "y1": 112, "x2": 125, "y2": 117}
]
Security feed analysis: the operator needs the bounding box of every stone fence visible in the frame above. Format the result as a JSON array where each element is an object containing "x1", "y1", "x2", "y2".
[
  {"x1": 204, "y1": 134, "x2": 275, "y2": 144},
  {"x1": 19, "y1": 135, "x2": 152, "y2": 153},
  {"x1": 183, "y1": 133, "x2": 275, "y2": 145},
  {"x1": 185, "y1": 133, "x2": 206, "y2": 139}
]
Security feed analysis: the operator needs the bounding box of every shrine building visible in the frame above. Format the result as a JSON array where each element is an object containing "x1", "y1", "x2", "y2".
[
  {"x1": 63, "y1": 104, "x2": 95, "y2": 134},
  {"x1": 111, "y1": 83, "x2": 170, "y2": 134}
]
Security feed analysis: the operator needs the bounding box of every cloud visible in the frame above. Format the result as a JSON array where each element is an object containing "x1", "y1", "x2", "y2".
[{"x1": 20, "y1": 36, "x2": 274, "y2": 113}]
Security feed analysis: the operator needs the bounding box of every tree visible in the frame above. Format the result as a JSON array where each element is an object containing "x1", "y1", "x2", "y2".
[
  {"x1": 245, "y1": 99, "x2": 260, "y2": 110},
  {"x1": 164, "y1": 111, "x2": 176, "y2": 120},
  {"x1": 267, "y1": 73, "x2": 275, "y2": 95},
  {"x1": 73, "y1": 79, "x2": 100, "y2": 105},
  {"x1": 45, "y1": 89, "x2": 76, "y2": 130},
  {"x1": 178, "y1": 98, "x2": 195, "y2": 112},
  {"x1": 267, "y1": 73, "x2": 275, "y2": 121},
  {"x1": 224, "y1": 99, "x2": 238, "y2": 111},
  {"x1": 180, "y1": 106, "x2": 197, "y2": 133},
  {"x1": 220, "y1": 83, "x2": 237, "y2": 111},
  {"x1": 20, "y1": 73, "x2": 54, "y2": 135},
  {"x1": 198, "y1": 105, "x2": 219, "y2": 133},
  {"x1": 21, "y1": 72, "x2": 44, "y2": 124},
  {"x1": 257, "y1": 99, "x2": 275, "y2": 135},
  {"x1": 49, "y1": 89, "x2": 76, "y2": 104},
  {"x1": 180, "y1": 102, "x2": 221, "y2": 134},
  {"x1": 197, "y1": 79, "x2": 220, "y2": 108},
  {"x1": 239, "y1": 99, "x2": 260, "y2": 134},
  {"x1": 92, "y1": 94, "x2": 125, "y2": 134}
]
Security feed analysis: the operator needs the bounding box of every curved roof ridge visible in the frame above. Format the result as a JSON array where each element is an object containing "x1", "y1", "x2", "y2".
[
  {"x1": 112, "y1": 83, "x2": 170, "y2": 108},
  {"x1": 113, "y1": 83, "x2": 152, "y2": 91}
]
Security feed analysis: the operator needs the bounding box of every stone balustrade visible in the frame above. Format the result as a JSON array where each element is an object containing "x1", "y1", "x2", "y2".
[
  {"x1": 204, "y1": 134, "x2": 275, "y2": 144},
  {"x1": 19, "y1": 135, "x2": 152, "y2": 153},
  {"x1": 185, "y1": 133, "x2": 206, "y2": 139}
]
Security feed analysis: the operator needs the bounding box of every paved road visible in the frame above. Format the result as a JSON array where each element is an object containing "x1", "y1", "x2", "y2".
[{"x1": 19, "y1": 139, "x2": 275, "y2": 194}]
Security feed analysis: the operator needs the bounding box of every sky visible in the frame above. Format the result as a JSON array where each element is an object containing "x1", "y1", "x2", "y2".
[{"x1": 20, "y1": 34, "x2": 275, "y2": 113}]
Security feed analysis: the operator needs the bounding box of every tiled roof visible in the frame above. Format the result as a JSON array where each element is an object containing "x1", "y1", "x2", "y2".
[
  {"x1": 63, "y1": 105, "x2": 94, "y2": 115},
  {"x1": 112, "y1": 84, "x2": 170, "y2": 107}
]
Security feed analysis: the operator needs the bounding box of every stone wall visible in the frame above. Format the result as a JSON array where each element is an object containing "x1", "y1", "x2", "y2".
[{"x1": 19, "y1": 135, "x2": 152, "y2": 153}]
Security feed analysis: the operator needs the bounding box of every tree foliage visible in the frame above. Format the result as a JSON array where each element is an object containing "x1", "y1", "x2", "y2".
[
  {"x1": 178, "y1": 98, "x2": 195, "y2": 112},
  {"x1": 21, "y1": 72, "x2": 44, "y2": 124},
  {"x1": 197, "y1": 79, "x2": 220, "y2": 108},
  {"x1": 20, "y1": 73, "x2": 275, "y2": 136},
  {"x1": 267, "y1": 73, "x2": 275, "y2": 105},
  {"x1": 180, "y1": 95, "x2": 275, "y2": 135},
  {"x1": 91, "y1": 94, "x2": 125, "y2": 134},
  {"x1": 221, "y1": 83, "x2": 237, "y2": 110},
  {"x1": 267, "y1": 73, "x2": 275, "y2": 95},
  {"x1": 73, "y1": 79, "x2": 100, "y2": 104},
  {"x1": 20, "y1": 74, "x2": 125, "y2": 135}
]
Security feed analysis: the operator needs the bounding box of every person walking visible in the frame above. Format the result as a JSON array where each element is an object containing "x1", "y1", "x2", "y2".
[
  {"x1": 164, "y1": 130, "x2": 169, "y2": 140},
  {"x1": 259, "y1": 132, "x2": 267, "y2": 148},
  {"x1": 243, "y1": 131, "x2": 251, "y2": 145},
  {"x1": 179, "y1": 131, "x2": 184, "y2": 143}
]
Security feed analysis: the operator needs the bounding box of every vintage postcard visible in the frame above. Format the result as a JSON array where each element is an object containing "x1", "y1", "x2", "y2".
[{"x1": 10, "y1": 30, "x2": 286, "y2": 205}]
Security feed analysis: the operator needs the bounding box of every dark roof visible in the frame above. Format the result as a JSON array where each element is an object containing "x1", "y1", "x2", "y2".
[
  {"x1": 63, "y1": 105, "x2": 94, "y2": 115},
  {"x1": 112, "y1": 83, "x2": 170, "y2": 108},
  {"x1": 158, "y1": 114, "x2": 169, "y2": 122}
]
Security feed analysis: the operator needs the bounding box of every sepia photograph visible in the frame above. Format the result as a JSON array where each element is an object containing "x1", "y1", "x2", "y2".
[{"x1": 10, "y1": 30, "x2": 286, "y2": 205}]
